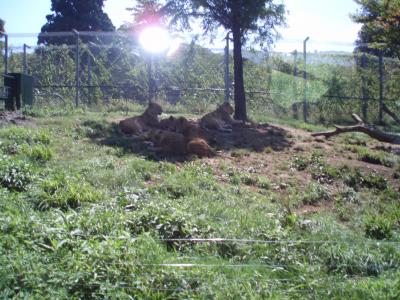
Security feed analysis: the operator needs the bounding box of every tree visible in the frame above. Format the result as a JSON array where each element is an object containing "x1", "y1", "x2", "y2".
[
  {"x1": 162, "y1": 0, "x2": 285, "y2": 121},
  {"x1": 352, "y1": 0, "x2": 400, "y2": 58},
  {"x1": 0, "y1": 18, "x2": 5, "y2": 35},
  {"x1": 38, "y1": 0, "x2": 115, "y2": 45}
]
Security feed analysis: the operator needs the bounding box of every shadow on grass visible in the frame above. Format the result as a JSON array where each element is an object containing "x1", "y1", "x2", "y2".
[{"x1": 82, "y1": 119, "x2": 293, "y2": 162}]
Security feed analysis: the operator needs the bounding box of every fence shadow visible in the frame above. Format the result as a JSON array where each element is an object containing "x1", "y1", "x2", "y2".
[{"x1": 82, "y1": 119, "x2": 293, "y2": 162}]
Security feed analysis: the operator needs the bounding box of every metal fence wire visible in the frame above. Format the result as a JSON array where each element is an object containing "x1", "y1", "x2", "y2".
[{"x1": 1, "y1": 31, "x2": 400, "y2": 124}]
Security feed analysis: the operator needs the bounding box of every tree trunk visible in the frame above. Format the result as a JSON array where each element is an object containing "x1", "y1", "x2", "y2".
[{"x1": 231, "y1": 22, "x2": 247, "y2": 121}]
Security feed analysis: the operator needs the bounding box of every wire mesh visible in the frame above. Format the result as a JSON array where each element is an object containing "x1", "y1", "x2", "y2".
[{"x1": 1, "y1": 31, "x2": 400, "y2": 123}]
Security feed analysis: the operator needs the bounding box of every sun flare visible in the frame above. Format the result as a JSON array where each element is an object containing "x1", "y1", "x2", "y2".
[{"x1": 139, "y1": 26, "x2": 170, "y2": 53}]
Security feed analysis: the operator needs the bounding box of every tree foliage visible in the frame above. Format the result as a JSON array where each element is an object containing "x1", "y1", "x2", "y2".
[
  {"x1": 352, "y1": 0, "x2": 400, "y2": 58},
  {"x1": 38, "y1": 0, "x2": 115, "y2": 45},
  {"x1": 162, "y1": 0, "x2": 286, "y2": 120},
  {"x1": 0, "y1": 18, "x2": 5, "y2": 35}
]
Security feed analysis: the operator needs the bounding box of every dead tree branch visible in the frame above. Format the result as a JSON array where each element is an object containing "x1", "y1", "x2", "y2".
[{"x1": 312, "y1": 114, "x2": 400, "y2": 144}]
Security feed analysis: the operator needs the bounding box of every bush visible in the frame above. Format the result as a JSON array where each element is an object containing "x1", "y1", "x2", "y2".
[
  {"x1": 290, "y1": 155, "x2": 309, "y2": 171},
  {"x1": 356, "y1": 147, "x2": 395, "y2": 168},
  {"x1": 302, "y1": 182, "x2": 331, "y2": 205},
  {"x1": 364, "y1": 215, "x2": 393, "y2": 240},
  {"x1": 126, "y1": 201, "x2": 211, "y2": 250},
  {"x1": 34, "y1": 173, "x2": 101, "y2": 210},
  {"x1": 343, "y1": 169, "x2": 387, "y2": 191},
  {"x1": 0, "y1": 157, "x2": 34, "y2": 192},
  {"x1": 22, "y1": 144, "x2": 53, "y2": 162},
  {"x1": 0, "y1": 127, "x2": 51, "y2": 145}
]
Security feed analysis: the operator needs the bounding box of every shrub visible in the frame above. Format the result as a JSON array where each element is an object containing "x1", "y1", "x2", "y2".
[
  {"x1": 126, "y1": 201, "x2": 211, "y2": 250},
  {"x1": 0, "y1": 127, "x2": 51, "y2": 145},
  {"x1": 310, "y1": 163, "x2": 340, "y2": 184},
  {"x1": 231, "y1": 149, "x2": 250, "y2": 158},
  {"x1": 0, "y1": 157, "x2": 34, "y2": 192},
  {"x1": 356, "y1": 147, "x2": 395, "y2": 168},
  {"x1": 34, "y1": 173, "x2": 101, "y2": 210},
  {"x1": 22, "y1": 144, "x2": 53, "y2": 162},
  {"x1": 343, "y1": 169, "x2": 387, "y2": 191},
  {"x1": 302, "y1": 182, "x2": 331, "y2": 205},
  {"x1": 364, "y1": 215, "x2": 393, "y2": 240},
  {"x1": 290, "y1": 155, "x2": 309, "y2": 171}
]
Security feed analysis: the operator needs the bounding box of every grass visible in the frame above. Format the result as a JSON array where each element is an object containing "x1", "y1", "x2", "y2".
[{"x1": 0, "y1": 107, "x2": 399, "y2": 299}]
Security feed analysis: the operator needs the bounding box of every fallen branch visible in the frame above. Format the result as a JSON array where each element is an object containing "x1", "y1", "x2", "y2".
[
  {"x1": 382, "y1": 102, "x2": 400, "y2": 126},
  {"x1": 312, "y1": 114, "x2": 400, "y2": 144}
]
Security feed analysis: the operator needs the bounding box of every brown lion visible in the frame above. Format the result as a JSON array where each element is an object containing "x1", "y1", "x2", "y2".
[
  {"x1": 199, "y1": 102, "x2": 240, "y2": 131},
  {"x1": 146, "y1": 128, "x2": 214, "y2": 158},
  {"x1": 119, "y1": 102, "x2": 163, "y2": 135},
  {"x1": 146, "y1": 129, "x2": 188, "y2": 155}
]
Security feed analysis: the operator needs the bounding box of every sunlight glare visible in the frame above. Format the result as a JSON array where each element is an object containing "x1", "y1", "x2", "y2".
[
  {"x1": 166, "y1": 38, "x2": 182, "y2": 57},
  {"x1": 139, "y1": 26, "x2": 170, "y2": 53}
]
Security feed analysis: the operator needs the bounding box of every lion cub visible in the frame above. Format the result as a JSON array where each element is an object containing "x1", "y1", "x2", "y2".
[
  {"x1": 119, "y1": 102, "x2": 163, "y2": 135},
  {"x1": 200, "y1": 102, "x2": 240, "y2": 131}
]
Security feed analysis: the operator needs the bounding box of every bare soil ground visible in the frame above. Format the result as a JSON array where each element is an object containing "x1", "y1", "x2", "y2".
[{"x1": 0, "y1": 111, "x2": 32, "y2": 126}]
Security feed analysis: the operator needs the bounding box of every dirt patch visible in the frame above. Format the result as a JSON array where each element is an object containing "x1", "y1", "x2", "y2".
[{"x1": 0, "y1": 111, "x2": 32, "y2": 126}]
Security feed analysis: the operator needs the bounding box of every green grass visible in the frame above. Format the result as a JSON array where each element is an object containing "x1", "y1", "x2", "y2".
[{"x1": 0, "y1": 108, "x2": 399, "y2": 299}]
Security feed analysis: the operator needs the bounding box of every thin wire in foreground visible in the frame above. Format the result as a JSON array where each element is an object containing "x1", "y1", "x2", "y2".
[{"x1": 156, "y1": 238, "x2": 400, "y2": 245}]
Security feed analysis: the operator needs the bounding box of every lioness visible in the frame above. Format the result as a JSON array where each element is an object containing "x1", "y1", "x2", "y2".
[
  {"x1": 119, "y1": 102, "x2": 163, "y2": 135},
  {"x1": 146, "y1": 128, "x2": 214, "y2": 157},
  {"x1": 200, "y1": 102, "x2": 240, "y2": 131}
]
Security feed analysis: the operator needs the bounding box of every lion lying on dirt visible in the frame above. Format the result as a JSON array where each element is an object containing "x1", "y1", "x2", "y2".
[
  {"x1": 145, "y1": 128, "x2": 214, "y2": 157},
  {"x1": 199, "y1": 102, "x2": 241, "y2": 131},
  {"x1": 119, "y1": 102, "x2": 163, "y2": 135}
]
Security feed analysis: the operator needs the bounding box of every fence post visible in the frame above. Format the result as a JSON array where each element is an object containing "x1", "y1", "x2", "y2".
[
  {"x1": 23, "y1": 43, "x2": 31, "y2": 74},
  {"x1": 147, "y1": 55, "x2": 154, "y2": 103},
  {"x1": 360, "y1": 53, "x2": 368, "y2": 121},
  {"x1": 224, "y1": 32, "x2": 230, "y2": 103},
  {"x1": 4, "y1": 34, "x2": 8, "y2": 75},
  {"x1": 378, "y1": 51, "x2": 384, "y2": 124},
  {"x1": 73, "y1": 30, "x2": 80, "y2": 108},
  {"x1": 303, "y1": 37, "x2": 309, "y2": 123},
  {"x1": 292, "y1": 50, "x2": 298, "y2": 119},
  {"x1": 87, "y1": 53, "x2": 92, "y2": 105}
]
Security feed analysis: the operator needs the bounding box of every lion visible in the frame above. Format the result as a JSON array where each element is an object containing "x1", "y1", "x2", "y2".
[
  {"x1": 119, "y1": 102, "x2": 163, "y2": 135},
  {"x1": 187, "y1": 137, "x2": 215, "y2": 158},
  {"x1": 146, "y1": 129, "x2": 188, "y2": 155},
  {"x1": 199, "y1": 102, "x2": 241, "y2": 131},
  {"x1": 146, "y1": 128, "x2": 214, "y2": 158}
]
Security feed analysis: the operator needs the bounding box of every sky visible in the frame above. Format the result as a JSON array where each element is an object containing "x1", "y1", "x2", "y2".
[{"x1": 0, "y1": 0, "x2": 362, "y2": 52}]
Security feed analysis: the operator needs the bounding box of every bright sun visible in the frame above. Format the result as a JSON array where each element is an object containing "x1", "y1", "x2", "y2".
[{"x1": 139, "y1": 26, "x2": 171, "y2": 53}]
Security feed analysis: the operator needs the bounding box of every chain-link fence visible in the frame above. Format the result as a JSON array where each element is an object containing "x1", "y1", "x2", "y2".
[{"x1": 1, "y1": 31, "x2": 400, "y2": 124}]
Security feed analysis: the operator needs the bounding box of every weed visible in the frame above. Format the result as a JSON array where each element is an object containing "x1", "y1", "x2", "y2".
[
  {"x1": 290, "y1": 155, "x2": 309, "y2": 171},
  {"x1": 0, "y1": 127, "x2": 51, "y2": 145},
  {"x1": 126, "y1": 200, "x2": 211, "y2": 249},
  {"x1": 22, "y1": 144, "x2": 53, "y2": 162},
  {"x1": 356, "y1": 147, "x2": 395, "y2": 168},
  {"x1": 302, "y1": 182, "x2": 331, "y2": 205},
  {"x1": 364, "y1": 215, "x2": 393, "y2": 240},
  {"x1": 337, "y1": 187, "x2": 360, "y2": 204},
  {"x1": 343, "y1": 168, "x2": 388, "y2": 191},
  {"x1": 231, "y1": 149, "x2": 250, "y2": 158},
  {"x1": 33, "y1": 172, "x2": 102, "y2": 210},
  {"x1": 0, "y1": 157, "x2": 34, "y2": 191}
]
